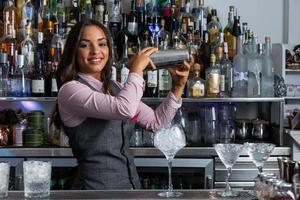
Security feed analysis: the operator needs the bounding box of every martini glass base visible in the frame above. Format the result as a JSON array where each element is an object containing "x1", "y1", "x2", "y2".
[
  {"x1": 158, "y1": 191, "x2": 183, "y2": 198},
  {"x1": 217, "y1": 190, "x2": 240, "y2": 197}
]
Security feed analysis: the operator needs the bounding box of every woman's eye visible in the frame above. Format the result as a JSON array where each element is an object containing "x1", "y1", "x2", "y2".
[
  {"x1": 99, "y1": 43, "x2": 107, "y2": 47},
  {"x1": 79, "y1": 43, "x2": 89, "y2": 48}
]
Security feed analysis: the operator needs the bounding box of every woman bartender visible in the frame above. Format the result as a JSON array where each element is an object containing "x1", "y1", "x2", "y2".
[{"x1": 53, "y1": 19, "x2": 193, "y2": 190}]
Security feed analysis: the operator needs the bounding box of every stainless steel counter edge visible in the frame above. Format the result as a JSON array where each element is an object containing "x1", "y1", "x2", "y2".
[
  {"x1": 0, "y1": 147, "x2": 291, "y2": 157},
  {"x1": 6, "y1": 190, "x2": 256, "y2": 200}
]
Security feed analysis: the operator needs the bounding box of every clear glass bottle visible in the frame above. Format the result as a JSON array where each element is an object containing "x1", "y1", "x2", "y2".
[
  {"x1": 188, "y1": 63, "x2": 205, "y2": 98},
  {"x1": 3, "y1": 0, "x2": 17, "y2": 37},
  {"x1": 205, "y1": 54, "x2": 220, "y2": 97},
  {"x1": 20, "y1": 22, "x2": 35, "y2": 70},
  {"x1": 56, "y1": 0, "x2": 65, "y2": 28},
  {"x1": 247, "y1": 35, "x2": 262, "y2": 97},
  {"x1": 232, "y1": 35, "x2": 248, "y2": 97},
  {"x1": 50, "y1": 23, "x2": 64, "y2": 63},
  {"x1": 207, "y1": 9, "x2": 222, "y2": 52},
  {"x1": 21, "y1": 0, "x2": 34, "y2": 36},
  {"x1": 109, "y1": 1, "x2": 122, "y2": 42},
  {"x1": 261, "y1": 36, "x2": 274, "y2": 97},
  {"x1": 0, "y1": 53, "x2": 9, "y2": 96},
  {"x1": 221, "y1": 42, "x2": 233, "y2": 97},
  {"x1": 93, "y1": 0, "x2": 104, "y2": 24},
  {"x1": 144, "y1": 69, "x2": 158, "y2": 97},
  {"x1": 155, "y1": 19, "x2": 171, "y2": 50},
  {"x1": 119, "y1": 35, "x2": 129, "y2": 84},
  {"x1": 38, "y1": 0, "x2": 51, "y2": 33}
]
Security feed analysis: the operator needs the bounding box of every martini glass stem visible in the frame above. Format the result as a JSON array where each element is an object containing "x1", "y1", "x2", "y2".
[
  {"x1": 168, "y1": 160, "x2": 173, "y2": 192},
  {"x1": 225, "y1": 167, "x2": 232, "y2": 194}
]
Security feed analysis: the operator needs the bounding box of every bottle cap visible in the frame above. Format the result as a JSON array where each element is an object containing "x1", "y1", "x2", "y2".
[
  {"x1": 17, "y1": 55, "x2": 25, "y2": 66},
  {"x1": 0, "y1": 53, "x2": 8, "y2": 64}
]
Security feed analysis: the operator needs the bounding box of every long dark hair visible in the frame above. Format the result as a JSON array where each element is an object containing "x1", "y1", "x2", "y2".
[{"x1": 52, "y1": 19, "x2": 113, "y2": 128}]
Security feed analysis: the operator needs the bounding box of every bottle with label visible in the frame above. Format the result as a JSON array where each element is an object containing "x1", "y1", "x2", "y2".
[
  {"x1": 207, "y1": 9, "x2": 222, "y2": 52},
  {"x1": 144, "y1": 69, "x2": 158, "y2": 97},
  {"x1": 188, "y1": 63, "x2": 205, "y2": 98},
  {"x1": 158, "y1": 69, "x2": 172, "y2": 97},
  {"x1": 232, "y1": 35, "x2": 248, "y2": 97},
  {"x1": 155, "y1": 19, "x2": 171, "y2": 50},
  {"x1": 38, "y1": 0, "x2": 51, "y2": 33},
  {"x1": 50, "y1": 63, "x2": 58, "y2": 97},
  {"x1": 223, "y1": 6, "x2": 235, "y2": 60},
  {"x1": 261, "y1": 36, "x2": 274, "y2": 97},
  {"x1": 215, "y1": 33, "x2": 225, "y2": 97},
  {"x1": 93, "y1": 0, "x2": 104, "y2": 24},
  {"x1": 31, "y1": 58, "x2": 45, "y2": 97},
  {"x1": 205, "y1": 54, "x2": 220, "y2": 97}
]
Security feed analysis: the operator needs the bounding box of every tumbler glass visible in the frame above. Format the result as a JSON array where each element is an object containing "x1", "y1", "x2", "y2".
[{"x1": 0, "y1": 162, "x2": 10, "y2": 198}]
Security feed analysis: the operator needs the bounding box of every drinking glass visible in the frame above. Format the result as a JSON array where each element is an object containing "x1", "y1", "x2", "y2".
[
  {"x1": 0, "y1": 162, "x2": 10, "y2": 198},
  {"x1": 23, "y1": 161, "x2": 52, "y2": 198},
  {"x1": 244, "y1": 143, "x2": 275, "y2": 174},
  {"x1": 154, "y1": 124, "x2": 186, "y2": 198},
  {"x1": 214, "y1": 143, "x2": 244, "y2": 197}
]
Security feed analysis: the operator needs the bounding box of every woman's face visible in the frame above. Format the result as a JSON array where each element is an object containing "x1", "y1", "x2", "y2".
[{"x1": 77, "y1": 25, "x2": 109, "y2": 80}]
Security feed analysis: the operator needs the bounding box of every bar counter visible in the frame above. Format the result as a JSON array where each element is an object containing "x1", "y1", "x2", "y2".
[
  {"x1": 0, "y1": 147, "x2": 291, "y2": 158},
  {"x1": 6, "y1": 189, "x2": 256, "y2": 200}
]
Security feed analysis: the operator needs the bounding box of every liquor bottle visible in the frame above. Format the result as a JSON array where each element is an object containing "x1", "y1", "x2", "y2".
[
  {"x1": 247, "y1": 35, "x2": 262, "y2": 97},
  {"x1": 207, "y1": 9, "x2": 222, "y2": 53},
  {"x1": 56, "y1": 0, "x2": 65, "y2": 28},
  {"x1": 3, "y1": 0, "x2": 17, "y2": 37},
  {"x1": 205, "y1": 54, "x2": 220, "y2": 97},
  {"x1": 156, "y1": 19, "x2": 171, "y2": 50},
  {"x1": 221, "y1": 42, "x2": 233, "y2": 97},
  {"x1": 50, "y1": 63, "x2": 58, "y2": 97},
  {"x1": 79, "y1": 0, "x2": 92, "y2": 20},
  {"x1": 158, "y1": 68, "x2": 171, "y2": 97},
  {"x1": 140, "y1": 13, "x2": 152, "y2": 48},
  {"x1": 232, "y1": 15, "x2": 241, "y2": 56},
  {"x1": 215, "y1": 36, "x2": 225, "y2": 97},
  {"x1": 102, "y1": 3, "x2": 109, "y2": 28},
  {"x1": 188, "y1": 63, "x2": 205, "y2": 98},
  {"x1": 93, "y1": 0, "x2": 104, "y2": 24},
  {"x1": 109, "y1": 1, "x2": 122, "y2": 43},
  {"x1": 192, "y1": 0, "x2": 207, "y2": 42},
  {"x1": 198, "y1": 31, "x2": 210, "y2": 79},
  {"x1": 261, "y1": 37, "x2": 274, "y2": 97},
  {"x1": 1, "y1": 23, "x2": 17, "y2": 54},
  {"x1": 16, "y1": 54, "x2": 30, "y2": 97},
  {"x1": 115, "y1": 13, "x2": 127, "y2": 60},
  {"x1": 50, "y1": 23, "x2": 64, "y2": 63},
  {"x1": 0, "y1": 53, "x2": 9, "y2": 96},
  {"x1": 31, "y1": 57, "x2": 45, "y2": 97},
  {"x1": 144, "y1": 69, "x2": 158, "y2": 97},
  {"x1": 38, "y1": 0, "x2": 51, "y2": 33},
  {"x1": 21, "y1": 0, "x2": 34, "y2": 37},
  {"x1": 231, "y1": 35, "x2": 248, "y2": 97},
  {"x1": 49, "y1": 0, "x2": 57, "y2": 21},
  {"x1": 120, "y1": 35, "x2": 129, "y2": 84},
  {"x1": 43, "y1": 20, "x2": 54, "y2": 63},
  {"x1": 126, "y1": 0, "x2": 140, "y2": 57},
  {"x1": 20, "y1": 23, "x2": 35, "y2": 70},
  {"x1": 223, "y1": 6, "x2": 235, "y2": 60},
  {"x1": 162, "y1": 0, "x2": 172, "y2": 34}
]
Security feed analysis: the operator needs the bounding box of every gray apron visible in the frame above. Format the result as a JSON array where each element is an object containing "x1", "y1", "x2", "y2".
[{"x1": 63, "y1": 77, "x2": 140, "y2": 190}]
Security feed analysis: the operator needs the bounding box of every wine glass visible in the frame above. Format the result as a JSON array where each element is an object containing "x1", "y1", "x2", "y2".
[
  {"x1": 244, "y1": 142, "x2": 275, "y2": 174},
  {"x1": 154, "y1": 124, "x2": 186, "y2": 198},
  {"x1": 214, "y1": 143, "x2": 244, "y2": 197}
]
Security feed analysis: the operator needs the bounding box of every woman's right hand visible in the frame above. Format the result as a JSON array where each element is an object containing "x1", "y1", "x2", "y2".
[{"x1": 127, "y1": 47, "x2": 158, "y2": 77}]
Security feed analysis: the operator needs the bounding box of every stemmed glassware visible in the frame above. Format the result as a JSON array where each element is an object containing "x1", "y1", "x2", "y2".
[
  {"x1": 244, "y1": 142, "x2": 275, "y2": 174},
  {"x1": 214, "y1": 143, "x2": 244, "y2": 197},
  {"x1": 154, "y1": 124, "x2": 186, "y2": 198}
]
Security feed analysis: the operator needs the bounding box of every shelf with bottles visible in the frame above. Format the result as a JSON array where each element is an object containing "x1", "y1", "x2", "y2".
[{"x1": 142, "y1": 97, "x2": 284, "y2": 104}]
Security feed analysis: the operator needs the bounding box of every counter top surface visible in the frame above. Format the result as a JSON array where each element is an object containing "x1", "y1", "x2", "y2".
[
  {"x1": 6, "y1": 190, "x2": 256, "y2": 200},
  {"x1": 0, "y1": 147, "x2": 291, "y2": 158}
]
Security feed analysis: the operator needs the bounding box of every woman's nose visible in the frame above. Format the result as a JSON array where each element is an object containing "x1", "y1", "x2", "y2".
[{"x1": 90, "y1": 43, "x2": 100, "y2": 54}]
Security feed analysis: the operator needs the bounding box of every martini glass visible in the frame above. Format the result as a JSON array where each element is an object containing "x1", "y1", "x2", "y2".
[
  {"x1": 214, "y1": 143, "x2": 244, "y2": 197},
  {"x1": 154, "y1": 125, "x2": 186, "y2": 198},
  {"x1": 244, "y1": 143, "x2": 275, "y2": 174}
]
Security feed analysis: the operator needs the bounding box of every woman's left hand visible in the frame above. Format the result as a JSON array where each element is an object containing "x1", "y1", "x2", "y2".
[{"x1": 169, "y1": 55, "x2": 194, "y2": 100}]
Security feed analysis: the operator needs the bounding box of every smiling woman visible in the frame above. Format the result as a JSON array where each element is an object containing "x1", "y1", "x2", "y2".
[
  {"x1": 76, "y1": 26, "x2": 109, "y2": 80},
  {"x1": 51, "y1": 19, "x2": 193, "y2": 190}
]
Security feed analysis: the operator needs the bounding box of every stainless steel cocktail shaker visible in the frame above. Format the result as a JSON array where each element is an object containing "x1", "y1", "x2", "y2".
[{"x1": 149, "y1": 49, "x2": 189, "y2": 68}]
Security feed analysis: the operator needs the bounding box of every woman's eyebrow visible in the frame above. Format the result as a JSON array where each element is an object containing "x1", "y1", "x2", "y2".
[{"x1": 79, "y1": 38, "x2": 107, "y2": 42}]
